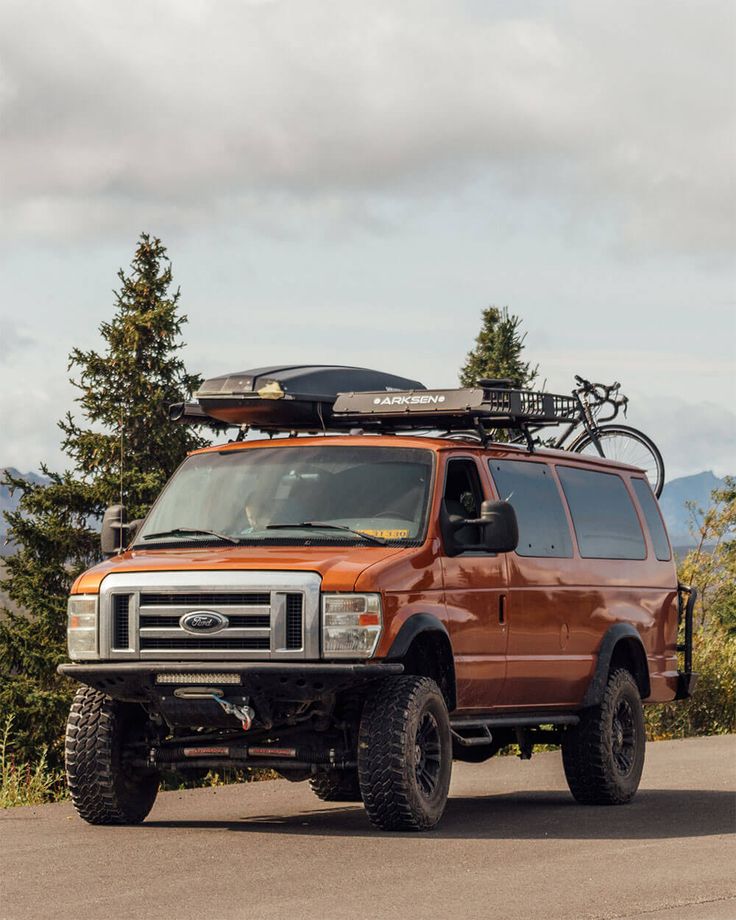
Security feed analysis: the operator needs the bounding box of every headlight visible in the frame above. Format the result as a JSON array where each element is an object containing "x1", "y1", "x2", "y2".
[
  {"x1": 322, "y1": 594, "x2": 382, "y2": 658},
  {"x1": 67, "y1": 595, "x2": 98, "y2": 659}
]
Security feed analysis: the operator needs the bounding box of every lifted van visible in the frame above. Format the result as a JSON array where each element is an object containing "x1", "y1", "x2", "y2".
[{"x1": 60, "y1": 368, "x2": 695, "y2": 831}]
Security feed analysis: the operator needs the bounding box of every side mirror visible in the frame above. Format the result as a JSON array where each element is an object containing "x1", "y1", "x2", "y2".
[
  {"x1": 439, "y1": 500, "x2": 468, "y2": 556},
  {"x1": 478, "y1": 500, "x2": 518, "y2": 553},
  {"x1": 101, "y1": 504, "x2": 128, "y2": 556},
  {"x1": 440, "y1": 498, "x2": 519, "y2": 556}
]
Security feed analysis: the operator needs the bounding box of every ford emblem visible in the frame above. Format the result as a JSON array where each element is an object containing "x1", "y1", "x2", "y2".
[{"x1": 180, "y1": 611, "x2": 229, "y2": 634}]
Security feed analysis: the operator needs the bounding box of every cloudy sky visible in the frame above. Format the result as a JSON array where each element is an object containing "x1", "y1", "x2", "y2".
[{"x1": 1, "y1": 0, "x2": 734, "y2": 479}]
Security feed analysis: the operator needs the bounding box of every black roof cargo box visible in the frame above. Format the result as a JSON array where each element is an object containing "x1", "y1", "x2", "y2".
[{"x1": 193, "y1": 365, "x2": 426, "y2": 430}]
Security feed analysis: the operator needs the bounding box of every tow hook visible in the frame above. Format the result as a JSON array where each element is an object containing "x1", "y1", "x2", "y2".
[{"x1": 211, "y1": 693, "x2": 256, "y2": 731}]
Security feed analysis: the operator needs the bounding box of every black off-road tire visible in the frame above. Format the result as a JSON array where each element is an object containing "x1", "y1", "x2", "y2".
[
  {"x1": 309, "y1": 770, "x2": 363, "y2": 802},
  {"x1": 65, "y1": 686, "x2": 160, "y2": 825},
  {"x1": 562, "y1": 668, "x2": 646, "y2": 805},
  {"x1": 358, "y1": 676, "x2": 452, "y2": 832}
]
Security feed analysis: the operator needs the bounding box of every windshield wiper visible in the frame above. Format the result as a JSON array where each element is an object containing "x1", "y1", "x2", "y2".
[
  {"x1": 265, "y1": 522, "x2": 388, "y2": 546},
  {"x1": 141, "y1": 527, "x2": 240, "y2": 545}
]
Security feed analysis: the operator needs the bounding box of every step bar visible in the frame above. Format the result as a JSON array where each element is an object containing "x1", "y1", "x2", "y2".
[
  {"x1": 675, "y1": 583, "x2": 698, "y2": 700},
  {"x1": 450, "y1": 711, "x2": 580, "y2": 746}
]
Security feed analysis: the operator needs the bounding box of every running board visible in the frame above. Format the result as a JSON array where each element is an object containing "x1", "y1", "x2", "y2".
[
  {"x1": 450, "y1": 725, "x2": 493, "y2": 747},
  {"x1": 450, "y1": 713, "x2": 580, "y2": 730}
]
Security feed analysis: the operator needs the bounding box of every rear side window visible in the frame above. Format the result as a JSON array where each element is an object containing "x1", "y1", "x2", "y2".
[
  {"x1": 488, "y1": 460, "x2": 572, "y2": 557},
  {"x1": 556, "y1": 466, "x2": 646, "y2": 560},
  {"x1": 631, "y1": 477, "x2": 671, "y2": 561}
]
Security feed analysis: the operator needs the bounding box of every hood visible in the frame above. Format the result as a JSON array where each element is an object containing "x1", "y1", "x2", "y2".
[{"x1": 71, "y1": 543, "x2": 406, "y2": 594}]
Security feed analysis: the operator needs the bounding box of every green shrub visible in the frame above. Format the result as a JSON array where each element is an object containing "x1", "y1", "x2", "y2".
[
  {"x1": 0, "y1": 716, "x2": 66, "y2": 808},
  {"x1": 645, "y1": 628, "x2": 736, "y2": 740}
]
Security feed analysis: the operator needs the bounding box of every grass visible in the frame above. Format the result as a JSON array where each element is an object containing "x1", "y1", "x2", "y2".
[
  {"x1": 0, "y1": 715, "x2": 66, "y2": 808},
  {"x1": 0, "y1": 717, "x2": 276, "y2": 809},
  {"x1": 645, "y1": 627, "x2": 736, "y2": 740}
]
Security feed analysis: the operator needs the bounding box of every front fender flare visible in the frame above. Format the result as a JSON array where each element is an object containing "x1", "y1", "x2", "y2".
[
  {"x1": 384, "y1": 613, "x2": 456, "y2": 710},
  {"x1": 385, "y1": 613, "x2": 450, "y2": 660}
]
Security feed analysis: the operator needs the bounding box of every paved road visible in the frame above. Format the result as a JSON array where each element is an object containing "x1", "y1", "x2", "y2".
[{"x1": 1, "y1": 736, "x2": 734, "y2": 920}]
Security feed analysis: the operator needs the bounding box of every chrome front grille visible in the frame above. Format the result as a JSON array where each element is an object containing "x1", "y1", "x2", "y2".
[
  {"x1": 138, "y1": 592, "x2": 272, "y2": 652},
  {"x1": 98, "y1": 571, "x2": 320, "y2": 661},
  {"x1": 140, "y1": 613, "x2": 271, "y2": 628},
  {"x1": 112, "y1": 594, "x2": 130, "y2": 650},
  {"x1": 140, "y1": 592, "x2": 271, "y2": 606},
  {"x1": 140, "y1": 636, "x2": 271, "y2": 650},
  {"x1": 285, "y1": 593, "x2": 304, "y2": 651}
]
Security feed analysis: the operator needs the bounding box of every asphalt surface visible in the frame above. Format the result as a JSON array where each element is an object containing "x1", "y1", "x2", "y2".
[{"x1": 1, "y1": 735, "x2": 734, "y2": 920}]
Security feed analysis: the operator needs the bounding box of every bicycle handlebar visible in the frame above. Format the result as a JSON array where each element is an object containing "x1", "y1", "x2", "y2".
[{"x1": 573, "y1": 374, "x2": 627, "y2": 420}]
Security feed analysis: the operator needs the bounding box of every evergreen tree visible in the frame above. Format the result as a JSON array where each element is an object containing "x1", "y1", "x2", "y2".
[
  {"x1": 459, "y1": 306, "x2": 538, "y2": 389},
  {"x1": 0, "y1": 234, "x2": 207, "y2": 765}
]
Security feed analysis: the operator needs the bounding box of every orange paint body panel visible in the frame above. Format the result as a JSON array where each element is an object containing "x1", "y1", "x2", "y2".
[
  {"x1": 70, "y1": 434, "x2": 681, "y2": 713},
  {"x1": 73, "y1": 544, "x2": 405, "y2": 595}
]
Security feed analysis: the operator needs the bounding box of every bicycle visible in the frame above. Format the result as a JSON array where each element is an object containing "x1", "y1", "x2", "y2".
[{"x1": 510, "y1": 374, "x2": 665, "y2": 497}]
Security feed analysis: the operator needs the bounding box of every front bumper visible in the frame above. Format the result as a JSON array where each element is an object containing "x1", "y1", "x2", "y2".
[{"x1": 58, "y1": 660, "x2": 403, "y2": 703}]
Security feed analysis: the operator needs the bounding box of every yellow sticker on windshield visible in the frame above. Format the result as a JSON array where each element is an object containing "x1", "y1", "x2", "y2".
[{"x1": 360, "y1": 529, "x2": 410, "y2": 539}]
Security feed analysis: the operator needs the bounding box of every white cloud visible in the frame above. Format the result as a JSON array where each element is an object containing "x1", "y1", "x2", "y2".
[
  {"x1": 0, "y1": 369, "x2": 69, "y2": 473},
  {"x1": 633, "y1": 399, "x2": 736, "y2": 481},
  {"x1": 0, "y1": 0, "x2": 733, "y2": 477},
  {"x1": 0, "y1": 0, "x2": 733, "y2": 253},
  {"x1": 536, "y1": 347, "x2": 736, "y2": 405},
  {"x1": 0, "y1": 320, "x2": 32, "y2": 362}
]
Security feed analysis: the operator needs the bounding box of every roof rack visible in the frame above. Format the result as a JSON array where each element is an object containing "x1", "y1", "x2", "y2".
[
  {"x1": 168, "y1": 364, "x2": 579, "y2": 450},
  {"x1": 331, "y1": 386, "x2": 578, "y2": 447}
]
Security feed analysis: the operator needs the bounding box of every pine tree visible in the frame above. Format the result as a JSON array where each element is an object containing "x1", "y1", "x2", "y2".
[
  {"x1": 459, "y1": 306, "x2": 538, "y2": 389},
  {"x1": 0, "y1": 234, "x2": 207, "y2": 765}
]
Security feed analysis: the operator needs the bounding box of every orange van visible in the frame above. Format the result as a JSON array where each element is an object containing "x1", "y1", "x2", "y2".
[{"x1": 60, "y1": 370, "x2": 695, "y2": 831}]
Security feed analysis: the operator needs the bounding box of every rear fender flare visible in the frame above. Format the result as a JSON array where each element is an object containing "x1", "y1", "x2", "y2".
[{"x1": 582, "y1": 623, "x2": 650, "y2": 707}]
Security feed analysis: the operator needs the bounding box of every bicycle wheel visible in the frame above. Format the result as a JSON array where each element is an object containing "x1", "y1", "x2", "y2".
[{"x1": 569, "y1": 424, "x2": 665, "y2": 497}]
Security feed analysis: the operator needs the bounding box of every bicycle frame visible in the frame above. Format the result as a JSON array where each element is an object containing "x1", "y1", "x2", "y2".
[{"x1": 522, "y1": 385, "x2": 622, "y2": 455}]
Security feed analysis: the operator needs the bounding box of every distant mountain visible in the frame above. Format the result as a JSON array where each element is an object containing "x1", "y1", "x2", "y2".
[
  {"x1": 0, "y1": 468, "x2": 50, "y2": 554},
  {"x1": 658, "y1": 470, "x2": 729, "y2": 547}
]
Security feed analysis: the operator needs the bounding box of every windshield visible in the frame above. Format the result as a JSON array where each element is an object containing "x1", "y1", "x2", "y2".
[{"x1": 136, "y1": 444, "x2": 434, "y2": 546}]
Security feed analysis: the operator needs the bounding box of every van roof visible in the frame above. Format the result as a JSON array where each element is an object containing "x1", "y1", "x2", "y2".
[{"x1": 191, "y1": 434, "x2": 645, "y2": 475}]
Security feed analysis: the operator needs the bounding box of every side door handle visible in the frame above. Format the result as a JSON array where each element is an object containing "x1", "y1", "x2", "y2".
[{"x1": 498, "y1": 594, "x2": 507, "y2": 626}]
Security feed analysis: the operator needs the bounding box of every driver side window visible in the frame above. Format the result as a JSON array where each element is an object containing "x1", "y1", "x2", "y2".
[{"x1": 443, "y1": 458, "x2": 484, "y2": 547}]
